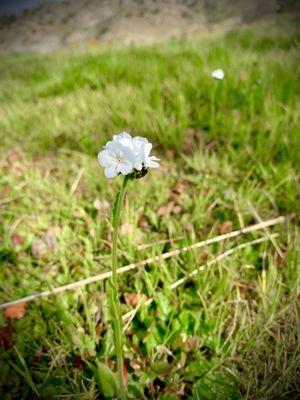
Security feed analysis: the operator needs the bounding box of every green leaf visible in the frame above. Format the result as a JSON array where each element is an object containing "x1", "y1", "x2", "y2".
[
  {"x1": 158, "y1": 394, "x2": 179, "y2": 400},
  {"x1": 93, "y1": 361, "x2": 118, "y2": 398},
  {"x1": 150, "y1": 361, "x2": 171, "y2": 374}
]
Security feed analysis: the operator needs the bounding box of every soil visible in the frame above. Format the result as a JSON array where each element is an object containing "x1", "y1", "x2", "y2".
[{"x1": 0, "y1": 0, "x2": 299, "y2": 53}]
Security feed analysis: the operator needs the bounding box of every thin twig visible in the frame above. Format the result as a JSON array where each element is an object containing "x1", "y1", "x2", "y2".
[
  {"x1": 122, "y1": 234, "x2": 278, "y2": 322},
  {"x1": 137, "y1": 236, "x2": 184, "y2": 250},
  {"x1": 9, "y1": 215, "x2": 29, "y2": 237},
  {"x1": 0, "y1": 216, "x2": 285, "y2": 309},
  {"x1": 69, "y1": 167, "x2": 85, "y2": 196},
  {"x1": 0, "y1": 195, "x2": 24, "y2": 206}
]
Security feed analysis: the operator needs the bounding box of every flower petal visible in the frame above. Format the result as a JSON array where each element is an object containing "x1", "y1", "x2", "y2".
[
  {"x1": 106, "y1": 141, "x2": 121, "y2": 154},
  {"x1": 98, "y1": 150, "x2": 115, "y2": 167},
  {"x1": 118, "y1": 162, "x2": 133, "y2": 175},
  {"x1": 113, "y1": 132, "x2": 133, "y2": 149},
  {"x1": 134, "y1": 161, "x2": 143, "y2": 171},
  {"x1": 104, "y1": 140, "x2": 113, "y2": 149},
  {"x1": 147, "y1": 160, "x2": 159, "y2": 168},
  {"x1": 133, "y1": 136, "x2": 148, "y2": 144},
  {"x1": 146, "y1": 156, "x2": 160, "y2": 168},
  {"x1": 121, "y1": 146, "x2": 136, "y2": 163},
  {"x1": 104, "y1": 167, "x2": 118, "y2": 178},
  {"x1": 118, "y1": 132, "x2": 132, "y2": 140},
  {"x1": 144, "y1": 142, "x2": 152, "y2": 158}
]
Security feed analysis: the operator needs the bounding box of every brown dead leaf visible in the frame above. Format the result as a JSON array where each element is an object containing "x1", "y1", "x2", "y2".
[
  {"x1": 199, "y1": 250, "x2": 209, "y2": 264},
  {"x1": 156, "y1": 179, "x2": 190, "y2": 217},
  {"x1": 71, "y1": 264, "x2": 84, "y2": 274},
  {"x1": 172, "y1": 180, "x2": 189, "y2": 196},
  {"x1": 217, "y1": 220, "x2": 233, "y2": 234},
  {"x1": 54, "y1": 97, "x2": 64, "y2": 106},
  {"x1": 157, "y1": 200, "x2": 175, "y2": 217},
  {"x1": 31, "y1": 238, "x2": 47, "y2": 259},
  {"x1": 44, "y1": 228, "x2": 59, "y2": 252},
  {"x1": 172, "y1": 205, "x2": 182, "y2": 214},
  {"x1": 166, "y1": 149, "x2": 175, "y2": 159},
  {"x1": 31, "y1": 348, "x2": 43, "y2": 365},
  {"x1": 11, "y1": 232, "x2": 25, "y2": 247},
  {"x1": 93, "y1": 198, "x2": 110, "y2": 216},
  {"x1": 107, "y1": 359, "x2": 115, "y2": 370},
  {"x1": 185, "y1": 336, "x2": 199, "y2": 353},
  {"x1": 120, "y1": 223, "x2": 135, "y2": 236},
  {"x1": 73, "y1": 355, "x2": 84, "y2": 370},
  {"x1": 72, "y1": 209, "x2": 85, "y2": 218},
  {"x1": 42, "y1": 263, "x2": 59, "y2": 277},
  {"x1": 183, "y1": 129, "x2": 205, "y2": 155},
  {"x1": 95, "y1": 324, "x2": 105, "y2": 336},
  {"x1": 138, "y1": 214, "x2": 150, "y2": 232},
  {"x1": 129, "y1": 359, "x2": 141, "y2": 371},
  {"x1": 177, "y1": 383, "x2": 186, "y2": 397},
  {"x1": 275, "y1": 247, "x2": 288, "y2": 267},
  {"x1": 182, "y1": 221, "x2": 194, "y2": 232},
  {"x1": 1, "y1": 184, "x2": 10, "y2": 198},
  {"x1": 5, "y1": 302, "x2": 27, "y2": 320},
  {"x1": 6, "y1": 148, "x2": 24, "y2": 164},
  {"x1": 0, "y1": 323, "x2": 15, "y2": 350},
  {"x1": 156, "y1": 198, "x2": 182, "y2": 216},
  {"x1": 157, "y1": 163, "x2": 170, "y2": 174},
  {"x1": 74, "y1": 179, "x2": 87, "y2": 198},
  {"x1": 124, "y1": 293, "x2": 148, "y2": 308},
  {"x1": 120, "y1": 223, "x2": 143, "y2": 243}
]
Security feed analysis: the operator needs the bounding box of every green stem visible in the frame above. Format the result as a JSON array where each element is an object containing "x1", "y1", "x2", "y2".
[
  {"x1": 111, "y1": 175, "x2": 128, "y2": 400},
  {"x1": 210, "y1": 82, "x2": 217, "y2": 131}
]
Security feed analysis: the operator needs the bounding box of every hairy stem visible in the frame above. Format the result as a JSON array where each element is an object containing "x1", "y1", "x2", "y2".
[{"x1": 111, "y1": 175, "x2": 128, "y2": 400}]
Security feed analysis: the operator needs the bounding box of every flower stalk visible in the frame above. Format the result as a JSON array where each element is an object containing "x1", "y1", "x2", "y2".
[
  {"x1": 98, "y1": 132, "x2": 159, "y2": 399},
  {"x1": 110, "y1": 175, "x2": 129, "y2": 400}
]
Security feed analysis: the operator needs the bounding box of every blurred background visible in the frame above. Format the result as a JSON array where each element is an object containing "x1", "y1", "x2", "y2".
[
  {"x1": 0, "y1": 0, "x2": 299, "y2": 52},
  {"x1": 0, "y1": 1, "x2": 299, "y2": 399}
]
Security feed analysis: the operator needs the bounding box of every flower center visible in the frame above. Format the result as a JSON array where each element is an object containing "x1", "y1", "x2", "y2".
[{"x1": 116, "y1": 157, "x2": 123, "y2": 164}]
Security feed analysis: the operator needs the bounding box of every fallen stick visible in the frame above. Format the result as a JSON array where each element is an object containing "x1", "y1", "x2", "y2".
[
  {"x1": 122, "y1": 234, "x2": 278, "y2": 322},
  {"x1": 0, "y1": 216, "x2": 285, "y2": 309},
  {"x1": 248, "y1": 202, "x2": 284, "y2": 259},
  {"x1": 137, "y1": 236, "x2": 184, "y2": 250}
]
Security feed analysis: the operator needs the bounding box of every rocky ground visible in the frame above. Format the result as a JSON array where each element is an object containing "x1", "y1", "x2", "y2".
[{"x1": 0, "y1": 0, "x2": 299, "y2": 53}]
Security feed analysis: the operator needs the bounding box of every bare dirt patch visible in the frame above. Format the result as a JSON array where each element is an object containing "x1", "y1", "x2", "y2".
[{"x1": 0, "y1": 0, "x2": 299, "y2": 53}]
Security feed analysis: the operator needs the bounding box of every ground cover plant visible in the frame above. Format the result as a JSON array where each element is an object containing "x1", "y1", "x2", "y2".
[{"x1": 0, "y1": 15, "x2": 299, "y2": 399}]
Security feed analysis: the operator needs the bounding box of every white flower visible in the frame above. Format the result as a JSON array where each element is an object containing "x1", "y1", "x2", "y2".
[
  {"x1": 98, "y1": 141, "x2": 135, "y2": 179},
  {"x1": 211, "y1": 69, "x2": 225, "y2": 80},
  {"x1": 98, "y1": 132, "x2": 160, "y2": 178}
]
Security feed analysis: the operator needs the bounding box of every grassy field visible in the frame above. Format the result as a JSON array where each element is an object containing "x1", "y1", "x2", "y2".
[{"x1": 0, "y1": 15, "x2": 299, "y2": 399}]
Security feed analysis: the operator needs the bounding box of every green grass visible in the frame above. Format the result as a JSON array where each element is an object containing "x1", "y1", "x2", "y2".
[{"x1": 0, "y1": 15, "x2": 299, "y2": 399}]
